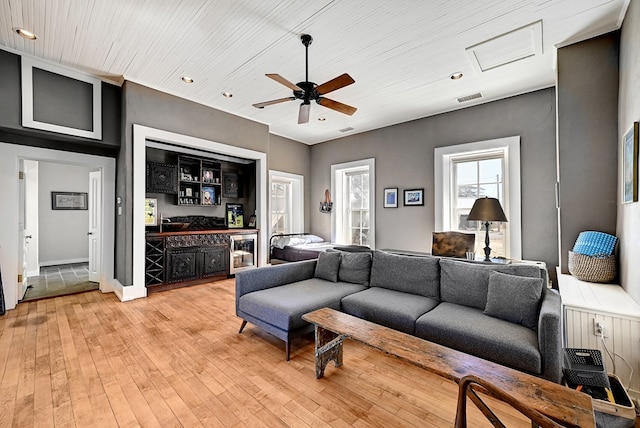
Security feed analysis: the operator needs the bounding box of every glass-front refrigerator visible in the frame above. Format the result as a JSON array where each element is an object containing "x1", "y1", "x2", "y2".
[{"x1": 230, "y1": 233, "x2": 257, "y2": 274}]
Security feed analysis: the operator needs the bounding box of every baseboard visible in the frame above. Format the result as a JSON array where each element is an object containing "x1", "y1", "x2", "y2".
[
  {"x1": 39, "y1": 258, "x2": 90, "y2": 267},
  {"x1": 110, "y1": 278, "x2": 147, "y2": 302}
]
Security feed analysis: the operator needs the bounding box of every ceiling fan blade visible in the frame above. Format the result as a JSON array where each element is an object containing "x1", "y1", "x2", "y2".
[
  {"x1": 266, "y1": 74, "x2": 302, "y2": 91},
  {"x1": 252, "y1": 97, "x2": 296, "y2": 109},
  {"x1": 298, "y1": 103, "x2": 311, "y2": 124},
  {"x1": 315, "y1": 73, "x2": 355, "y2": 95},
  {"x1": 317, "y1": 97, "x2": 357, "y2": 116}
]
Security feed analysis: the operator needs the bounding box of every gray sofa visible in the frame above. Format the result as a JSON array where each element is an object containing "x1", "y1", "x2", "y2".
[{"x1": 236, "y1": 249, "x2": 563, "y2": 383}]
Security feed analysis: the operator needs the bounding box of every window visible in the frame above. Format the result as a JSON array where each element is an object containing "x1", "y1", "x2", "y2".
[
  {"x1": 346, "y1": 170, "x2": 370, "y2": 246},
  {"x1": 435, "y1": 137, "x2": 521, "y2": 259},
  {"x1": 271, "y1": 179, "x2": 291, "y2": 234},
  {"x1": 331, "y1": 159, "x2": 375, "y2": 248},
  {"x1": 269, "y1": 171, "x2": 303, "y2": 235},
  {"x1": 453, "y1": 153, "x2": 506, "y2": 256}
]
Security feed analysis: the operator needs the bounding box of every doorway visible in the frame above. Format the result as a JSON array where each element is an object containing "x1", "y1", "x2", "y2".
[
  {"x1": 0, "y1": 142, "x2": 116, "y2": 312},
  {"x1": 18, "y1": 160, "x2": 103, "y2": 302}
]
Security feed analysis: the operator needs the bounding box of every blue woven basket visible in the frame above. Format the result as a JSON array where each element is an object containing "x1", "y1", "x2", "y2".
[{"x1": 573, "y1": 231, "x2": 617, "y2": 256}]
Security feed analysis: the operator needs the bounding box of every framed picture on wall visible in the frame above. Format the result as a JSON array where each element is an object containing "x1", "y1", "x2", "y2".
[
  {"x1": 144, "y1": 198, "x2": 158, "y2": 226},
  {"x1": 623, "y1": 122, "x2": 639, "y2": 203},
  {"x1": 403, "y1": 188, "x2": 424, "y2": 206},
  {"x1": 51, "y1": 192, "x2": 88, "y2": 210},
  {"x1": 226, "y1": 203, "x2": 244, "y2": 228},
  {"x1": 383, "y1": 188, "x2": 398, "y2": 208},
  {"x1": 223, "y1": 172, "x2": 240, "y2": 198}
]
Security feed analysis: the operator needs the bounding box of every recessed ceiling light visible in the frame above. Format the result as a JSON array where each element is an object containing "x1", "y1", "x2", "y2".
[
  {"x1": 14, "y1": 27, "x2": 37, "y2": 40},
  {"x1": 181, "y1": 76, "x2": 194, "y2": 84},
  {"x1": 222, "y1": 92, "x2": 233, "y2": 98},
  {"x1": 450, "y1": 72, "x2": 463, "y2": 80},
  {"x1": 318, "y1": 117, "x2": 326, "y2": 121}
]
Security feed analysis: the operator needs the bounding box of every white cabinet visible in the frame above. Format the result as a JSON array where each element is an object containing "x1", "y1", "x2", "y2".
[{"x1": 557, "y1": 268, "x2": 640, "y2": 399}]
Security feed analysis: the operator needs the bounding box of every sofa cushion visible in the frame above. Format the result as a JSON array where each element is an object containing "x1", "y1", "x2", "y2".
[
  {"x1": 338, "y1": 252, "x2": 372, "y2": 285},
  {"x1": 369, "y1": 251, "x2": 440, "y2": 299},
  {"x1": 484, "y1": 271, "x2": 544, "y2": 330},
  {"x1": 439, "y1": 259, "x2": 543, "y2": 310},
  {"x1": 238, "y1": 278, "x2": 367, "y2": 331},
  {"x1": 341, "y1": 287, "x2": 439, "y2": 334},
  {"x1": 415, "y1": 302, "x2": 541, "y2": 374},
  {"x1": 314, "y1": 251, "x2": 342, "y2": 282}
]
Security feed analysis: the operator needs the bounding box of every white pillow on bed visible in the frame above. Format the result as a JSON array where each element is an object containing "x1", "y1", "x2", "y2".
[
  {"x1": 273, "y1": 236, "x2": 307, "y2": 249},
  {"x1": 304, "y1": 234, "x2": 325, "y2": 244}
]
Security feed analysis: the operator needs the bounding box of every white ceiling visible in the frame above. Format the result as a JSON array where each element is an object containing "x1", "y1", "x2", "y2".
[{"x1": 0, "y1": 0, "x2": 630, "y2": 145}]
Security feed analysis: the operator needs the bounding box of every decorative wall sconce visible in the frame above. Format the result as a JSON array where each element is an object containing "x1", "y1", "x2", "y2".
[{"x1": 320, "y1": 189, "x2": 332, "y2": 213}]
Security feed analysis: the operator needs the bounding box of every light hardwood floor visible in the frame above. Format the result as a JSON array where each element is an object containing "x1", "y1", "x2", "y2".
[{"x1": 0, "y1": 279, "x2": 536, "y2": 427}]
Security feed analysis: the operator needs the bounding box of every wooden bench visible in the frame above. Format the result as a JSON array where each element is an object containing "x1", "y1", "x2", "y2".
[{"x1": 302, "y1": 308, "x2": 595, "y2": 428}]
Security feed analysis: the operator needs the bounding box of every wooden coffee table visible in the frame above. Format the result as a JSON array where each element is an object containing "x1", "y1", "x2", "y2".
[{"x1": 302, "y1": 308, "x2": 594, "y2": 428}]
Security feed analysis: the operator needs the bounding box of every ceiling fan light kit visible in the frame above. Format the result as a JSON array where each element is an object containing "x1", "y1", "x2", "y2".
[{"x1": 253, "y1": 34, "x2": 357, "y2": 124}]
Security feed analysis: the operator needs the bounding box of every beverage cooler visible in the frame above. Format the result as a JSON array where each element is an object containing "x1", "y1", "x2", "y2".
[{"x1": 230, "y1": 233, "x2": 257, "y2": 274}]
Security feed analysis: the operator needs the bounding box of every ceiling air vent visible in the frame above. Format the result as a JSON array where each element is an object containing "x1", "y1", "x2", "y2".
[
  {"x1": 339, "y1": 127, "x2": 354, "y2": 133},
  {"x1": 457, "y1": 92, "x2": 483, "y2": 103}
]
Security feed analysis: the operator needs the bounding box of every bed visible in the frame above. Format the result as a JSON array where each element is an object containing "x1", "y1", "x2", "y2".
[{"x1": 269, "y1": 233, "x2": 369, "y2": 263}]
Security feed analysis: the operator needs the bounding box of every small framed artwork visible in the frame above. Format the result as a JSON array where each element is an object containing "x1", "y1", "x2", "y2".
[
  {"x1": 202, "y1": 169, "x2": 214, "y2": 183},
  {"x1": 623, "y1": 122, "x2": 639, "y2": 203},
  {"x1": 201, "y1": 186, "x2": 215, "y2": 205},
  {"x1": 384, "y1": 188, "x2": 398, "y2": 208},
  {"x1": 404, "y1": 188, "x2": 424, "y2": 206},
  {"x1": 223, "y1": 172, "x2": 240, "y2": 198},
  {"x1": 51, "y1": 192, "x2": 88, "y2": 210},
  {"x1": 248, "y1": 215, "x2": 257, "y2": 228},
  {"x1": 226, "y1": 203, "x2": 244, "y2": 228},
  {"x1": 144, "y1": 198, "x2": 158, "y2": 226},
  {"x1": 185, "y1": 188, "x2": 193, "y2": 197}
]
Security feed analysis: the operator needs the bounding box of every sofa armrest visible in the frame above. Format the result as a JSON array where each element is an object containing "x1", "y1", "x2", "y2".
[
  {"x1": 537, "y1": 288, "x2": 563, "y2": 383},
  {"x1": 236, "y1": 260, "x2": 317, "y2": 298}
]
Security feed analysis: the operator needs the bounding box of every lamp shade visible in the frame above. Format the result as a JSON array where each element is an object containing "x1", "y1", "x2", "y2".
[{"x1": 467, "y1": 197, "x2": 508, "y2": 222}]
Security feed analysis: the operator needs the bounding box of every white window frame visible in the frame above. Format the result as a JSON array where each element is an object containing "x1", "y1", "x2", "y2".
[
  {"x1": 269, "y1": 170, "x2": 304, "y2": 236},
  {"x1": 331, "y1": 158, "x2": 375, "y2": 248},
  {"x1": 435, "y1": 136, "x2": 521, "y2": 259}
]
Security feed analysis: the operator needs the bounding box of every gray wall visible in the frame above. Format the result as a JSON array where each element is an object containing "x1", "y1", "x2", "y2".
[
  {"x1": 618, "y1": 0, "x2": 640, "y2": 303},
  {"x1": 38, "y1": 162, "x2": 92, "y2": 265},
  {"x1": 118, "y1": 81, "x2": 272, "y2": 285},
  {"x1": 311, "y1": 88, "x2": 558, "y2": 276},
  {"x1": 0, "y1": 49, "x2": 121, "y2": 156},
  {"x1": 556, "y1": 33, "x2": 619, "y2": 273}
]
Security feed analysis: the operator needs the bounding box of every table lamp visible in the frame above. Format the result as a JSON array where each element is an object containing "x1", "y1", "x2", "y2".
[{"x1": 467, "y1": 197, "x2": 508, "y2": 261}]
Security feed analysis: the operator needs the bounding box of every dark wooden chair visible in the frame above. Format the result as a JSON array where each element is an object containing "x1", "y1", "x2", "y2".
[
  {"x1": 454, "y1": 374, "x2": 564, "y2": 428},
  {"x1": 431, "y1": 231, "x2": 476, "y2": 258}
]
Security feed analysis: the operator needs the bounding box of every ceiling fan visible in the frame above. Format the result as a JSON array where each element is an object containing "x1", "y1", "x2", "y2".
[{"x1": 253, "y1": 34, "x2": 357, "y2": 124}]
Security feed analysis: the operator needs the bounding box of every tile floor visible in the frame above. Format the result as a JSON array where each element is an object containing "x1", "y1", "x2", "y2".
[{"x1": 22, "y1": 263, "x2": 98, "y2": 301}]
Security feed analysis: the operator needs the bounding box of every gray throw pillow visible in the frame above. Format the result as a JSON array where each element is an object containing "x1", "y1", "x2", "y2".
[
  {"x1": 483, "y1": 271, "x2": 544, "y2": 330},
  {"x1": 314, "y1": 251, "x2": 342, "y2": 282},
  {"x1": 439, "y1": 259, "x2": 542, "y2": 310},
  {"x1": 369, "y1": 250, "x2": 440, "y2": 299},
  {"x1": 338, "y1": 252, "x2": 372, "y2": 285}
]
